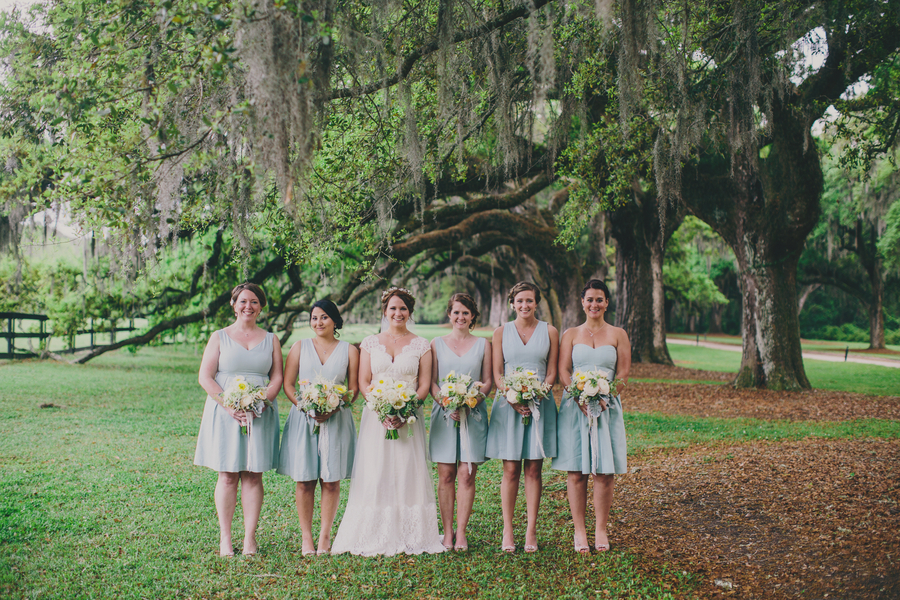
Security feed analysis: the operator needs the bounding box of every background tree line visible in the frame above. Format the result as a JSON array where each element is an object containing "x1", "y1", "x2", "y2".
[{"x1": 0, "y1": 0, "x2": 898, "y2": 388}]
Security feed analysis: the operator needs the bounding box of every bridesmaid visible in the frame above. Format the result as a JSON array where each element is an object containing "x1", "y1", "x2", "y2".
[
  {"x1": 278, "y1": 300, "x2": 359, "y2": 556},
  {"x1": 194, "y1": 282, "x2": 283, "y2": 557},
  {"x1": 553, "y1": 279, "x2": 630, "y2": 553},
  {"x1": 485, "y1": 282, "x2": 559, "y2": 553},
  {"x1": 429, "y1": 293, "x2": 493, "y2": 552}
]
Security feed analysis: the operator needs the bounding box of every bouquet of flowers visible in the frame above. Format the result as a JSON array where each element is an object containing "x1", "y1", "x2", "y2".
[
  {"x1": 221, "y1": 376, "x2": 270, "y2": 434},
  {"x1": 366, "y1": 376, "x2": 423, "y2": 439},
  {"x1": 565, "y1": 370, "x2": 620, "y2": 417},
  {"x1": 296, "y1": 376, "x2": 348, "y2": 434},
  {"x1": 501, "y1": 367, "x2": 552, "y2": 425},
  {"x1": 437, "y1": 371, "x2": 483, "y2": 428}
]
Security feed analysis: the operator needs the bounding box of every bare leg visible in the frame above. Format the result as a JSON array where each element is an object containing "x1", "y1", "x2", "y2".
[
  {"x1": 455, "y1": 462, "x2": 477, "y2": 549},
  {"x1": 214, "y1": 472, "x2": 240, "y2": 556},
  {"x1": 295, "y1": 480, "x2": 317, "y2": 555},
  {"x1": 593, "y1": 474, "x2": 615, "y2": 550},
  {"x1": 239, "y1": 471, "x2": 264, "y2": 555},
  {"x1": 566, "y1": 472, "x2": 589, "y2": 551},
  {"x1": 317, "y1": 481, "x2": 340, "y2": 553},
  {"x1": 500, "y1": 460, "x2": 522, "y2": 549},
  {"x1": 523, "y1": 459, "x2": 543, "y2": 550},
  {"x1": 437, "y1": 462, "x2": 458, "y2": 547}
]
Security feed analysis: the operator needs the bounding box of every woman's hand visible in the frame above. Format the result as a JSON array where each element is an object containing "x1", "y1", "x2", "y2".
[
  {"x1": 313, "y1": 408, "x2": 340, "y2": 423},
  {"x1": 383, "y1": 416, "x2": 403, "y2": 429},
  {"x1": 225, "y1": 406, "x2": 250, "y2": 426},
  {"x1": 449, "y1": 408, "x2": 464, "y2": 422},
  {"x1": 509, "y1": 401, "x2": 532, "y2": 417},
  {"x1": 577, "y1": 401, "x2": 589, "y2": 418}
]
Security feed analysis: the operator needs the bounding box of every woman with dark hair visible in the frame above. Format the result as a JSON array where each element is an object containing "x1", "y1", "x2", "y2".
[
  {"x1": 486, "y1": 282, "x2": 559, "y2": 553},
  {"x1": 332, "y1": 287, "x2": 446, "y2": 556},
  {"x1": 553, "y1": 279, "x2": 630, "y2": 553},
  {"x1": 278, "y1": 300, "x2": 359, "y2": 556},
  {"x1": 194, "y1": 282, "x2": 283, "y2": 556},
  {"x1": 429, "y1": 293, "x2": 493, "y2": 551}
]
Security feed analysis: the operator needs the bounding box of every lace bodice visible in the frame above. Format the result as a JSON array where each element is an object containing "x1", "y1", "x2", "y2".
[{"x1": 361, "y1": 335, "x2": 431, "y2": 383}]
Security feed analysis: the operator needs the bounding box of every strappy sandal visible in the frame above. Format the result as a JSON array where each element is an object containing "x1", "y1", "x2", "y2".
[{"x1": 574, "y1": 537, "x2": 590, "y2": 554}]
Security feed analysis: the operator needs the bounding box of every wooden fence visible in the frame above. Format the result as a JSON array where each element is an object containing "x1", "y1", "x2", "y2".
[
  {"x1": 0, "y1": 312, "x2": 50, "y2": 359},
  {"x1": 0, "y1": 313, "x2": 138, "y2": 359}
]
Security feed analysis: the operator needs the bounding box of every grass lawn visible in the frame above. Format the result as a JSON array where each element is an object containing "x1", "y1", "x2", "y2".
[
  {"x1": 667, "y1": 332, "x2": 900, "y2": 354},
  {"x1": 667, "y1": 344, "x2": 900, "y2": 396},
  {"x1": 2, "y1": 345, "x2": 897, "y2": 598},
  {"x1": 0, "y1": 347, "x2": 692, "y2": 599}
]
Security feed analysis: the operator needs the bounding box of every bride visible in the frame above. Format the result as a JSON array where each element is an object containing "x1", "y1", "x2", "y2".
[{"x1": 331, "y1": 287, "x2": 446, "y2": 556}]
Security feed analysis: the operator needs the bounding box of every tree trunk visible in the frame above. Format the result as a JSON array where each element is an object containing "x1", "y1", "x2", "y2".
[
  {"x1": 0, "y1": 213, "x2": 12, "y2": 253},
  {"x1": 608, "y1": 188, "x2": 682, "y2": 365},
  {"x1": 489, "y1": 274, "x2": 507, "y2": 327},
  {"x1": 682, "y1": 103, "x2": 820, "y2": 390},
  {"x1": 868, "y1": 266, "x2": 885, "y2": 350}
]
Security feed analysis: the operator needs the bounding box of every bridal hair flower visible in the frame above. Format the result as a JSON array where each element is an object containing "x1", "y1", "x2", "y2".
[
  {"x1": 381, "y1": 286, "x2": 417, "y2": 313},
  {"x1": 381, "y1": 286, "x2": 414, "y2": 302}
]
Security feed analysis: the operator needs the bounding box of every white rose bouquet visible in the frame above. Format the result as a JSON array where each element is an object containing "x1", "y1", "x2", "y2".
[
  {"x1": 296, "y1": 376, "x2": 348, "y2": 434},
  {"x1": 437, "y1": 371, "x2": 483, "y2": 428},
  {"x1": 501, "y1": 367, "x2": 552, "y2": 426},
  {"x1": 366, "y1": 375, "x2": 423, "y2": 440},
  {"x1": 221, "y1": 376, "x2": 270, "y2": 434},
  {"x1": 565, "y1": 369, "x2": 621, "y2": 417}
]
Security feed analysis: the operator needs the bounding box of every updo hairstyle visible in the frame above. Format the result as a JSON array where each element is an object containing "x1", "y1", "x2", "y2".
[
  {"x1": 381, "y1": 287, "x2": 416, "y2": 314},
  {"x1": 507, "y1": 281, "x2": 542, "y2": 305},
  {"x1": 446, "y1": 293, "x2": 480, "y2": 330},
  {"x1": 310, "y1": 299, "x2": 344, "y2": 330},
  {"x1": 230, "y1": 282, "x2": 267, "y2": 308},
  {"x1": 581, "y1": 279, "x2": 611, "y2": 301}
]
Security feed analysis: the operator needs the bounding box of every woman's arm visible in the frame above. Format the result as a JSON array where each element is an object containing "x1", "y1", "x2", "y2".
[
  {"x1": 478, "y1": 339, "x2": 493, "y2": 401},
  {"x1": 615, "y1": 327, "x2": 632, "y2": 396},
  {"x1": 416, "y1": 350, "x2": 433, "y2": 401},
  {"x1": 430, "y1": 339, "x2": 442, "y2": 399},
  {"x1": 492, "y1": 327, "x2": 505, "y2": 390},
  {"x1": 283, "y1": 341, "x2": 302, "y2": 406},
  {"x1": 358, "y1": 348, "x2": 372, "y2": 401},
  {"x1": 557, "y1": 328, "x2": 575, "y2": 388},
  {"x1": 545, "y1": 324, "x2": 560, "y2": 386},
  {"x1": 266, "y1": 335, "x2": 285, "y2": 403},
  {"x1": 346, "y1": 344, "x2": 361, "y2": 403},
  {"x1": 198, "y1": 333, "x2": 224, "y2": 400}
]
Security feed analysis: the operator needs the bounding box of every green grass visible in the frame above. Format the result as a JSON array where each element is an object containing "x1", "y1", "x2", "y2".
[
  {"x1": 667, "y1": 344, "x2": 900, "y2": 396},
  {"x1": 0, "y1": 347, "x2": 694, "y2": 599},
  {"x1": 667, "y1": 332, "x2": 900, "y2": 354},
  {"x1": 2, "y1": 345, "x2": 897, "y2": 598}
]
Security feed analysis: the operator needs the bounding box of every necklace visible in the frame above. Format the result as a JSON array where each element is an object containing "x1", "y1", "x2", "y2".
[
  {"x1": 387, "y1": 331, "x2": 410, "y2": 343},
  {"x1": 313, "y1": 338, "x2": 338, "y2": 355},
  {"x1": 447, "y1": 334, "x2": 470, "y2": 350},
  {"x1": 516, "y1": 320, "x2": 537, "y2": 342},
  {"x1": 585, "y1": 323, "x2": 608, "y2": 337}
]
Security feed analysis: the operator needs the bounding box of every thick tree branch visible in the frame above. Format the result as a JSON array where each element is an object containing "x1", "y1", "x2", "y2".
[
  {"x1": 328, "y1": 0, "x2": 555, "y2": 100},
  {"x1": 71, "y1": 256, "x2": 286, "y2": 364}
]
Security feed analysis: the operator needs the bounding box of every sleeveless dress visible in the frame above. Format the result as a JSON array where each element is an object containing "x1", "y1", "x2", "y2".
[
  {"x1": 331, "y1": 335, "x2": 446, "y2": 556},
  {"x1": 193, "y1": 330, "x2": 280, "y2": 473},
  {"x1": 277, "y1": 339, "x2": 356, "y2": 482},
  {"x1": 485, "y1": 321, "x2": 557, "y2": 461},
  {"x1": 429, "y1": 337, "x2": 489, "y2": 465},
  {"x1": 552, "y1": 345, "x2": 627, "y2": 474}
]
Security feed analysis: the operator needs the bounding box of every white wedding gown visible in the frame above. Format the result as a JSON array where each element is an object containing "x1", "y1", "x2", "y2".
[{"x1": 331, "y1": 335, "x2": 446, "y2": 556}]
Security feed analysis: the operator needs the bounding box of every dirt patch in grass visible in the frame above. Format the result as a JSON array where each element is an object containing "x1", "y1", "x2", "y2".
[
  {"x1": 606, "y1": 438, "x2": 900, "y2": 599},
  {"x1": 630, "y1": 362, "x2": 735, "y2": 383},
  {"x1": 626, "y1": 381, "x2": 900, "y2": 421}
]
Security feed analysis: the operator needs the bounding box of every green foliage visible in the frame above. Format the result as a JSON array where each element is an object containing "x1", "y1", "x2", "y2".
[{"x1": 663, "y1": 217, "x2": 731, "y2": 331}]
